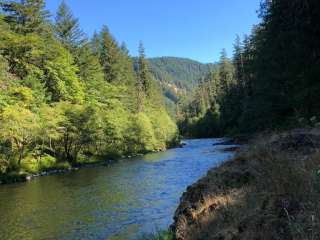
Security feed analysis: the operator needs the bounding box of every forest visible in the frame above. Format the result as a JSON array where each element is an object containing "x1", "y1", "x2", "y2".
[
  {"x1": 1, "y1": 0, "x2": 320, "y2": 239},
  {"x1": 0, "y1": 0, "x2": 178, "y2": 178},
  {"x1": 179, "y1": 0, "x2": 320, "y2": 138},
  {"x1": 1, "y1": 0, "x2": 319, "y2": 178},
  {"x1": 171, "y1": 1, "x2": 320, "y2": 239}
]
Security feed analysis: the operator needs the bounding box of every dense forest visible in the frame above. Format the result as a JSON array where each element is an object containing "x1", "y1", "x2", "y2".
[
  {"x1": 179, "y1": 0, "x2": 320, "y2": 138},
  {"x1": 147, "y1": 57, "x2": 214, "y2": 118},
  {"x1": 0, "y1": 0, "x2": 178, "y2": 177},
  {"x1": 1, "y1": 0, "x2": 320, "y2": 239},
  {"x1": 172, "y1": 1, "x2": 320, "y2": 240},
  {"x1": 148, "y1": 57, "x2": 214, "y2": 91}
]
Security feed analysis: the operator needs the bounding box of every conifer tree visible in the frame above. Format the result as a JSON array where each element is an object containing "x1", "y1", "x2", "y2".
[
  {"x1": 54, "y1": 0, "x2": 86, "y2": 51},
  {"x1": 0, "y1": 0, "x2": 50, "y2": 34},
  {"x1": 99, "y1": 26, "x2": 122, "y2": 83},
  {"x1": 218, "y1": 48, "x2": 234, "y2": 95},
  {"x1": 233, "y1": 35, "x2": 245, "y2": 91},
  {"x1": 90, "y1": 31, "x2": 101, "y2": 57},
  {"x1": 137, "y1": 42, "x2": 151, "y2": 95}
]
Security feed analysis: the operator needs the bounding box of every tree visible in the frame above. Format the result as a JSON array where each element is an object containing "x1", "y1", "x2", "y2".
[
  {"x1": 233, "y1": 35, "x2": 245, "y2": 91},
  {"x1": 38, "y1": 104, "x2": 65, "y2": 153},
  {"x1": 0, "y1": 104, "x2": 38, "y2": 166},
  {"x1": 90, "y1": 31, "x2": 101, "y2": 56},
  {"x1": 0, "y1": 0, "x2": 50, "y2": 34},
  {"x1": 99, "y1": 26, "x2": 122, "y2": 83},
  {"x1": 137, "y1": 41, "x2": 152, "y2": 95},
  {"x1": 54, "y1": 0, "x2": 86, "y2": 51},
  {"x1": 218, "y1": 49, "x2": 234, "y2": 95},
  {"x1": 43, "y1": 41, "x2": 84, "y2": 103},
  {"x1": 135, "y1": 42, "x2": 152, "y2": 112},
  {"x1": 0, "y1": 3, "x2": 178, "y2": 175}
]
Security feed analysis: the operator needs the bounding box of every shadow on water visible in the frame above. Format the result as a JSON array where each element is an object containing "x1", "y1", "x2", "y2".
[{"x1": 0, "y1": 138, "x2": 234, "y2": 240}]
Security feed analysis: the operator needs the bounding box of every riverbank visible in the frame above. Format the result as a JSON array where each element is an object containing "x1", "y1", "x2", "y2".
[
  {"x1": 0, "y1": 138, "x2": 231, "y2": 239},
  {"x1": 172, "y1": 128, "x2": 320, "y2": 240},
  {"x1": 0, "y1": 146, "x2": 177, "y2": 185}
]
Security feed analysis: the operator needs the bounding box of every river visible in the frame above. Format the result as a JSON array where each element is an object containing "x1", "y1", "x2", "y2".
[{"x1": 0, "y1": 139, "x2": 234, "y2": 240}]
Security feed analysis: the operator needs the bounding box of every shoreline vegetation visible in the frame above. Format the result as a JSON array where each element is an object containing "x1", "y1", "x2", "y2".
[
  {"x1": 0, "y1": 0, "x2": 319, "y2": 239},
  {"x1": 0, "y1": 142, "x2": 181, "y2": 185},
  {"x1": 168, "y1": 0, "x2": 320, "y2": 238},
  {"x1": 172, "y1": 128, "x2": 320, "y2": 240},
  {"x1": 0, "y1": 1, "x2": 179, "y2": 184}
]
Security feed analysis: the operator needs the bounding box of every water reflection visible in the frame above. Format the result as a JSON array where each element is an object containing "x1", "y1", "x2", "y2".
[{"x1": 0, "y1": 139, "x2": 233, "y2": 240}]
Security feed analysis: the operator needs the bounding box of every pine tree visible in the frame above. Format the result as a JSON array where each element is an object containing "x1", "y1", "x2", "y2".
[
  {"x1": 137, "y1": 42, "x2": 151, "y2": 95},
  {"x1": 75, "y1": 43, "x2": 104, "y2": 89},
  {"x1": 0, "y1": 0, "x2": 50, "y2": 34},
  {"x1": 233, "y1": 35, "x2": 245, "y2": 91},
  {"x1": 54, "y1": 0, "x2": 86, "y2": 51},
  {"x1": 90, "y1": 31, "x2": 101, "y2": 57},
  {"x1": 120, "y1": 42, "x2": 129, "y2": 55},
  {"x1": 99, "y1": 26, "x2": 122, "y2": 83},
  {"x1": 218, "y1": 49, "x2": 234, "y2": 96}
]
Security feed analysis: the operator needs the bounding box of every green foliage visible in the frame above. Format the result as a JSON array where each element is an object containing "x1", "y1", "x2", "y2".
[
  {"x1": 148, "y1": 57, "x2": 214, "y2": 90},
  {"x1": 54, "y1": 0, "x2": 85, "y2": 51},
  {"x1": 43, "y1": 43, "x2": 84, "y2": 103},
  {"x1": 180, "y1": 0, "x2": 320, "y2": 137},
  {"x1": 20, "y1": 153, "x2": 56, "y2": 173},
  {"x1": 129, "y1": 112, "x2": 157, "y2": 152},
  {"x1": 98, "y1": 26, "x2": 126, "y2": 84},
  {"x1": 0, "y1": 104, "x2": 39, "y2": 166},
  {"x1": 146, "y1": 57, "x2": 216, "y2": 111},
  {"x1": 0, "y1": 1, "x2": 178, "y2": 176},
  {"x1": 148, "y1": 108, "x2": 178, "y2": 149},
  {"x1": 0, "y1": 0, "x2": 50, "y2": 34}
]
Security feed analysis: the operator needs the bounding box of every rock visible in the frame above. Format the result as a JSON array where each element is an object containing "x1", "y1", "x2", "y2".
[
  {"x1": 222, "y1": 146, "x2": 240, "y2": 152},
  {"x1": 178, "y1": 142, "x2": 187, "y2": 148},
  {"x1": 213, "y1": 140, "x2": 234, "y2": 146}
]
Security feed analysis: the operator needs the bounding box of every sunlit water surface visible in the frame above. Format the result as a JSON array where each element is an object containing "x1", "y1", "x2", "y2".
[{"x1": 0, "y1": 139, "x2": 234, "y2": 240}]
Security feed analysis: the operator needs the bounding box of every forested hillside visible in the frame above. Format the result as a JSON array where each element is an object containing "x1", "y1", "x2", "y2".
[
  {"x1": 148, "y1": 57, "x2": 214, "y2": 90},
  {"x1": 0, "y1": 0, "x2": 178, "y2": 178},
  {"x1": 146, "y1": 57, "x2": 215, "y2": 118},
  {"x1": 179, "y1": 0, "x2": 320, "y2": 138}
]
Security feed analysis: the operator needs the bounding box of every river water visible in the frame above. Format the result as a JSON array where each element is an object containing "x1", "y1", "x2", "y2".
[{"x1": 0, "y1": 139, "x2": 234, "y2": 240}]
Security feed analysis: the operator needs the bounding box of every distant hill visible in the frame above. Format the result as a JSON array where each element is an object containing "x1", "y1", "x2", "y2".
[
  {"x1": 133, "y1": 57, "x2": 215, "y2": 117},
  {"x1": 148, "y1": 57, "x2": 215, "y2": 90},
  {"x1": 146, "y1": 57, "x2": 216, "y2": 113}
]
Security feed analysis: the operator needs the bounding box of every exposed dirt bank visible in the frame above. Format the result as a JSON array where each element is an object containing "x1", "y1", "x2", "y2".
[{"x1": 172, "y1": 129, "x2": 320, "y2": 240}]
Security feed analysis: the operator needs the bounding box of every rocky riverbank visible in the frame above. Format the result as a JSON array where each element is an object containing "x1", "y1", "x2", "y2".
[{"x1": 172, "y1": 129, "x2": 320, "y2": 240}]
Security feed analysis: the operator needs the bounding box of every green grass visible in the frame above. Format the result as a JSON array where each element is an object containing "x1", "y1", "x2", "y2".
[{"x1": 139, "y1": 230, "x2": 174, "y2": 240}]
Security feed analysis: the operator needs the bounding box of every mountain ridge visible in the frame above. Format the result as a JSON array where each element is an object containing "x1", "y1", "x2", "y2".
[{"x1": 147, "y1": 56, "x2": 215, "y2": 90}]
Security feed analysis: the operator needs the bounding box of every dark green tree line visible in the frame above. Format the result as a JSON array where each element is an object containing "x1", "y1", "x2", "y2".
[{"x1": 180, "y1": 0, "x2": 320, "y2": 137}]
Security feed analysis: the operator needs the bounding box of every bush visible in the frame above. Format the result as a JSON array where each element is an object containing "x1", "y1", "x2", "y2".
[
  {"x1": 38, "y1": 154, "x2": 56, "y2": 170},
  {"x1": 54, "y1": 161, "x2": 71, "y2": 170},
  {"x1": 20, "y1": 154, "x2": 57, "y2": 173},
  {"x1": 20, "y1": 155, "x2": 39, "y2": 173},
  {"x1": 127, "y1": 113, "x2": 157, "y2": 153},
  {"x1": 149, "y1": 108, "x2": 178, "y2": 150}
]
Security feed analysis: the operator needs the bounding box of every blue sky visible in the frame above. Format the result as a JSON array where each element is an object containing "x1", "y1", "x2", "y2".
[{"x1": 46, "y1": 0, "x2": 261, "y2": 63}]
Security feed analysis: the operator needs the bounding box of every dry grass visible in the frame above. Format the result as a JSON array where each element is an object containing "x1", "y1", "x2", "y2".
[{"x1": 173, "y1": 129, "x2": 320, "y2": 240}]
